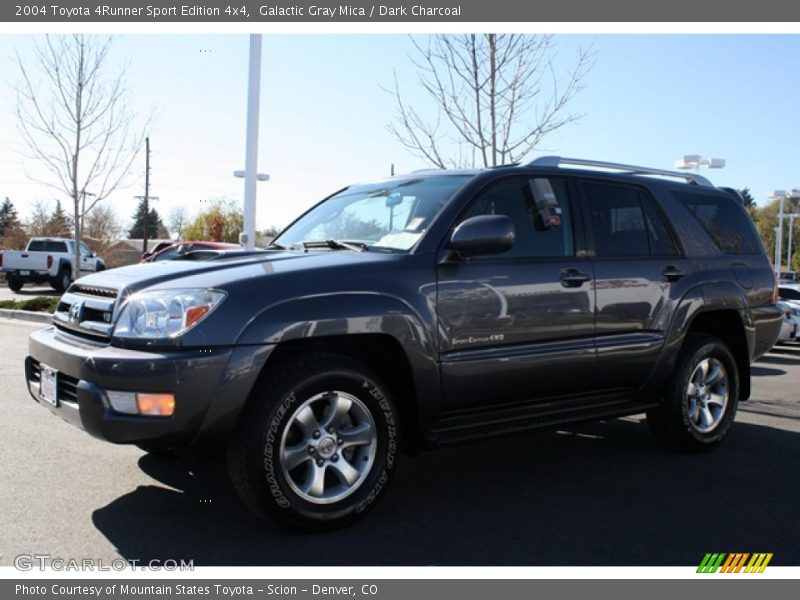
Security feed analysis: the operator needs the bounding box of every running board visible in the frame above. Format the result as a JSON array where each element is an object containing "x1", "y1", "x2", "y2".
[{"x1": 424, "y1": 398, "x2": 657, "y2": 447}]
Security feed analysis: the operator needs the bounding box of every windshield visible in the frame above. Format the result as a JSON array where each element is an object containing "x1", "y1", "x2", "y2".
[{"x1": 275, "y1": 175, "x2": 473, "y2": 252}]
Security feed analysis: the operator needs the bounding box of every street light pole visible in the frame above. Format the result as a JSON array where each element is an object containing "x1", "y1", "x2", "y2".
[
  {"x1": 775, "y1": 193, "x2": 785, "y2": 276},
  {"x1": 241, "y1": 34, "x2": 263, "y2": 250},
  {"x1": 785, "y1": 213, "x2": 800, "y2": 274},
  {"x1": 768, "y1": 190, "x2": 800, "y2": 277}
]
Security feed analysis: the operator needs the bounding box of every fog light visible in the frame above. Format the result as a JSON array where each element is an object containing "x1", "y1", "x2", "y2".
[
  {"x1": 107, "y1": 391, "x2": 138, "y2": 415},
  {"x1": 136, "y1": 393, "x2": 176, "y2": 417},
  {"x1": 106, "y1": 391, "x2": 175, "y2": 417}
]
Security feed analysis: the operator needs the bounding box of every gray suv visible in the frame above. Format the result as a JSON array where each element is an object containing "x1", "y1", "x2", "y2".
[{"x1": 25, "y1": 157, "x2": 782, "y2": 529}]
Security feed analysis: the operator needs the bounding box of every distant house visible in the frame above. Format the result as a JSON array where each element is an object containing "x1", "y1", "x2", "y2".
[{"x1": 104, "y1": 239, "x2": 172, "y2": 268}]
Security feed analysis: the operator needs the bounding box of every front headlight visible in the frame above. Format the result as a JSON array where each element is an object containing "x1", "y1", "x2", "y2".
[{"x1": 113, "y1": 289, "x2": 226, "y2": 339}]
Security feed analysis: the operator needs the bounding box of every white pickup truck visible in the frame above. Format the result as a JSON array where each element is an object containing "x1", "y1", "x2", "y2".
[{"x1": 0, "y1": 237, "x2": 105, "y2": 293}]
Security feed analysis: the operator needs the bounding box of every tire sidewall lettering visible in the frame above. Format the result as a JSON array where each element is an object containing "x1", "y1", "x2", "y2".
[{"x1": 262, "y1": 371, "x2": 398, "y2": 520}]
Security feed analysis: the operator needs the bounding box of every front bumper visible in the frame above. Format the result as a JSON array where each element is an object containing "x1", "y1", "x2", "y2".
[{"x1": 26, "y1": 327, "x2": 274, "y2": 447}]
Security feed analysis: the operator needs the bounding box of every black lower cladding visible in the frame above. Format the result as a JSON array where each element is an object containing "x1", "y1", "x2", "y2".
[{"x1": 26, "y1": 326, "x2": 273, "y2": 446}]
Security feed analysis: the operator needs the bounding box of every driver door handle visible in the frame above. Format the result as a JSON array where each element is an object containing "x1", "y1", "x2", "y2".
[
  {"x1": 661, "y1": 266, "x2": 686, "y2": 282},
  {"x1": 560, "y1": 268, "x2": 592, "y2": 288}
]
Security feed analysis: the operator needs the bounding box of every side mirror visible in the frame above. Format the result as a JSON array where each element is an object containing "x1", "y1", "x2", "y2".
[
  {"x1": 447, "y1": 215, "x2": 515, "y2": 257},
  {"x1": 386, "y1": 193, "x2": 403, "y2": 208}
]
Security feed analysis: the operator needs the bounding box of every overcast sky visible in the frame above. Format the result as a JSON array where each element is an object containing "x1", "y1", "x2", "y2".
[{"x1": 1, "y1": 34, "x2": 799, "y2": 233}]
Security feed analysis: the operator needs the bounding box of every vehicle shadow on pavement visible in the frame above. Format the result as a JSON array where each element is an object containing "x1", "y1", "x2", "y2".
[
  {"x1": 90, "y1": 417, "x2": 800, "y2": 566},
  {"x1": 7, "y1": 288, "x2": 60, "y2": 297},
  {"x1": 750, "y1": 366, "x2": 786, "y2": 377}
]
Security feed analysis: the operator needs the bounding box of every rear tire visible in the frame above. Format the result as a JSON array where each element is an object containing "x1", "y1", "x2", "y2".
[
  {"x1": 6, "y1": 276, "x2": 22, "y2": 293},
  {"x1": 647, "y1": 333, "x2": 739, "y2": 451},
  {"x1": 227, "y1": 354, "x2": 399, "y2": 530}
]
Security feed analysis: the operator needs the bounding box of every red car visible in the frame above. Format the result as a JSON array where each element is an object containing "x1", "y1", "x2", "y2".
[{"x1": 140, "y1": 241, "x2": 240, "y2": 262}]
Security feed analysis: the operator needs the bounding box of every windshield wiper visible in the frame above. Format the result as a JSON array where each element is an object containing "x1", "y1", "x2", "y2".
[{"x1": 302, "y1": 239, "x2": 368, "y2": 252}]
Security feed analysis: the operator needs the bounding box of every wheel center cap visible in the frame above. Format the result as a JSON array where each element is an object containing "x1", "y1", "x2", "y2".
[{"x1": 317, "y1": 436, "x2": 337, "y2": 459}]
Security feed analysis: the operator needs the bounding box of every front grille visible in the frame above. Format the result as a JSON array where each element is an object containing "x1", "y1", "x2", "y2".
[
  {"x1": 30, "y1": 360, "x2": 41, "y2": 383},
  {"x1": 68, "y1": 284, "x2": 118, "y2": 299},
  {"x1": 54, "y1": 286, "x2": 120, "y2": 341},
  {"x1": 59, "y1": 373, "x2": 79, "y2": 402}
]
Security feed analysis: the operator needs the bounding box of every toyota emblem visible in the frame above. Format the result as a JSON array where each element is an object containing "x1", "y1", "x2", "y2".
[{"x1": 68, "y1": 301, "x2": 84, "y2": 325}]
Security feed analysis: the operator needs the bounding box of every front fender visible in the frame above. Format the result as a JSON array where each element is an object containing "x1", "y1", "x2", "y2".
[{"x1": 235, "y1": 292, "x2": 440, "y2": 423}]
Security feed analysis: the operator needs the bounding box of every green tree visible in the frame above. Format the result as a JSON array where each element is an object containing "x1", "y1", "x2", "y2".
[
  {"x1": 752, "y1": 197, "x2": 800, "y2": 271},
  {"x1": 0, "y1": 197, "x2": 20, "y2": 236},
  {"x1": 739, "y1": 188, "x2": 756, "y2": 208},
  {"x1": 740, "y1": 188, "x2": 758, "y2": 221},
  {"x1": 183, "y1": 200, "x2": 243, "y2": 243},
  {"x1": 48, "y1": 200, "x2": 72, "y2": 237},
  {"x1": 128, "y1": 197, "x2": 165, "y2": 239},
  {"x1": 0, "y1": 197, "x2": 27, "y2": 249}
]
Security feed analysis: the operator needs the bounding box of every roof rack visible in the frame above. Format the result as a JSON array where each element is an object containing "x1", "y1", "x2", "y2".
[{"x1": 528, "y1": 156, "x2": 714, "y2": 187}]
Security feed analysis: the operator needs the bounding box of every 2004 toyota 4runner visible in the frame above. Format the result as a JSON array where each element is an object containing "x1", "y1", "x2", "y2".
[{"x1": 25, "y1": 157, "x2": 783, "y2": 529}]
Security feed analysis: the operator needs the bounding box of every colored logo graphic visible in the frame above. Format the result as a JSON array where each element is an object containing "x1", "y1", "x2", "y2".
[{"x1": 697, "y1": 553, "x2": 773, "y2": 573}]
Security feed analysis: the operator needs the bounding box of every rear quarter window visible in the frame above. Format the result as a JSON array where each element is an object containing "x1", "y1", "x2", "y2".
[{"x1": 673, "y1": 191, "x2": 762, "y2": 255}]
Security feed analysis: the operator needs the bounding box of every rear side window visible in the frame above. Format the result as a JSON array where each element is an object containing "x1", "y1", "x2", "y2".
[
  {"x1": 582, "y1": 181, "x2": 678, "y2": 257},
  {"x1": 674, "y1": 191, "x2": 762, "y2": 255},
  {"x1": 28, "y1": 240, "x2": 68, "y2": 253}
]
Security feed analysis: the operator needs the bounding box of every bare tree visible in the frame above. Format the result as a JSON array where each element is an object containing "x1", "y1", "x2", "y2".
[
  {"x1": 168, "y1": 206, "x2": 189, "y2": 240},
  {"x1": 83, "y1": 203, "x2": 123, "y2": 254},
  {"x1": 26, "y1": 200, "x2": 55, "y2": 237},
  {"x1": 14, "y1": 35, "x2": 148, "y2": 280},
  {"x1": 389, "y1": 34, "x2": 593, "y2": 169}
]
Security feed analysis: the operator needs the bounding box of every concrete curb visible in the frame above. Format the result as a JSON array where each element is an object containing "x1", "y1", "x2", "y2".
[{"x1": 0, "y1": 308, "x2": 53, "y2": 325}]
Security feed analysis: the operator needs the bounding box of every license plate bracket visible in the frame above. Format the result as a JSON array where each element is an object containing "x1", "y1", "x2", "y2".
[{"x1": 40, "y1": 365, "x2": 58, "y2": 407}]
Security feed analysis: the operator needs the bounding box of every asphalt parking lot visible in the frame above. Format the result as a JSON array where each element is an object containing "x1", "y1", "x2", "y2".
[
  {"x1": 0, "y1": 283, "x2": 58, "y2": 303},
  {"x1": 1, "y1": 318, "x2": 798, "y2": 567}
]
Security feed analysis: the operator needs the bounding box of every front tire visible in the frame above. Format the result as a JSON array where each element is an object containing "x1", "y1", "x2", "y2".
[
  {"x1": 227, "y1": 354, "x2": 399, "y2": 530},
  {"x1": 52, "y1": 268, "x2": 71, "y2": 293},
  {"x1": 647, "y1": 333, "x2": 739, "y2": 451}
]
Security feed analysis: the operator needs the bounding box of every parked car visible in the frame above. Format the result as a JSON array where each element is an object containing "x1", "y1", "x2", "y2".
[
  {"x1": 141, "y1": 241, "x2": 240, "y2": 262},
  {"x1": 776, "y1": 301, "x2": 799, "y2": 343},
  {"x1": 25, "y1": 156, "x2": 782, "y2": 530},
  {"x1": 778, "y1": 285, "x2": 800, "y2": 304},
  {"x1": 1, "y1": 237, "x2": 104, "y2": 292},
  {"x1": 778, "y1": 271, "x2": 797, "y2": 284},
  {"x1": 140, "y1": 241, "x2": 174, "y2": 262}
]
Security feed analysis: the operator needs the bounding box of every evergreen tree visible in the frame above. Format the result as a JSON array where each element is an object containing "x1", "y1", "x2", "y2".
[
  {"x1": 739, "y1": 187, "x2": 756, "y2": 208},
  {"x1": 128, "y1": 197, "x2": 164, "y2": 239},
  {"x1": 0, "y1": 197, "x2": 20, "y2": 236},
  {"x1": 47, "y1": 200, "x2": 72, "y2": 236}
]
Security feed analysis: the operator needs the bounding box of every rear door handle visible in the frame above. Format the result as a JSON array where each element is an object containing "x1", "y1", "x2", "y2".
[
  {"x1": 662, "y1": 266, "x2": 686, "y2": 282},
  {"x1": 560, "y1": 268, "x2": 592, "y2": 288}
]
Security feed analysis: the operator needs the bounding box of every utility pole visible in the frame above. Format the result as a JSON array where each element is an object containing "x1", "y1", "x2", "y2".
[
  {"x1": 134, "y1": 137, "x2": 159, "y2": 254},
  {"x1": 78, "y1": 190, "x2": 95, "y2": 234},
  {"x1": 138, "y1": 137, "x2": 153, "y2": 254}
]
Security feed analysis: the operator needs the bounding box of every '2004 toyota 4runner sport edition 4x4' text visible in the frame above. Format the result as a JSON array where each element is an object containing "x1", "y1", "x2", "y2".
[{"x1": 26, "y1": 157, "x2": 782, "y2": 529}]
